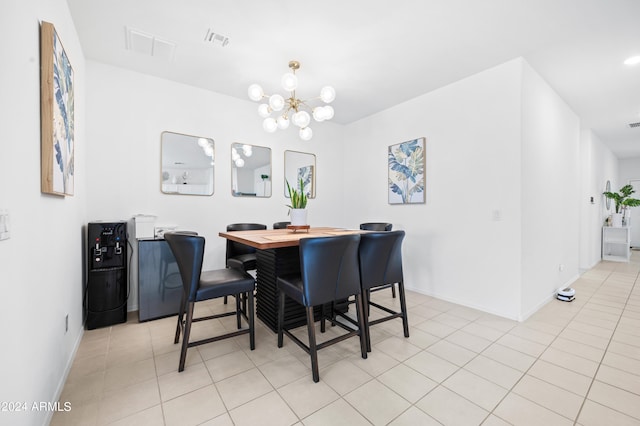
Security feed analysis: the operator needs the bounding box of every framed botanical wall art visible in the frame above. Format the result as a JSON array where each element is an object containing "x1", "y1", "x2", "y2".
[
  {"x1": 40, "y1": 21, "x2": 74, "y2": 196},
  {"x1": 388, "y1": 137, "x2": 425, "y2": 204},
  {"x1": 297, "y1": 165, "x2": 314, "y2": 197}
]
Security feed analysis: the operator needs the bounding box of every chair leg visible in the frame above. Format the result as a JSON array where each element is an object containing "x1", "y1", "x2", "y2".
[
  {"x1": 391, "y1": 282, "x2": 397, "y2": 298},
  {"x1": 235, "y1": 294, "x2": 242, "y2": 329},
  {"x1": 248, "y1": 289, "x2": 255, "y2": 350},
  {"x1": 277, "y1": 291, "x2": 285, "y2": 348},
  {"x1": 398, "y1": 281, "x2": 410, "y2": 338},
  {"x1": 241, "y1": 291, "x2": 248, "y2": 317},
  {"x1": 320, "y1": 303, "x2": 327, "y2": 333},
  {"x1": 366, "y1": 289, "x2": 371, "y2": 317},
  {"x1": 356, "y1": 293, "x2": 370, "y2": 355},
  {"x1": 174, "y1": 292, "x2": 186, "y2": 344},
  {"x1": 178, "y1": 302, "x2": 195, "y2": 372},
  {"x1": 306, "y1": 306, "x2": 320, "y2": 382},
  {"x1": 223, "y1": 295, "x2": 228, "y2": 304}
]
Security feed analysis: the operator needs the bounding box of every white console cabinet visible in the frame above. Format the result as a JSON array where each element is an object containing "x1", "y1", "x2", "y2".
[{"x1": 602, "y1": 226, "x2": 631, "y2": 262}]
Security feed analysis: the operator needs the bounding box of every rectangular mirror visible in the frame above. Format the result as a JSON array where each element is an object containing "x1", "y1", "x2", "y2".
[
  {"x1": 161, "y1": 131, "x2": 214, "y2": 196},
  {"x1": 231, "y1": 143, "x2": 272, "y2": 197},
  {"x1": 284, "y1": 150, "x2": 316, "y2": 198}
]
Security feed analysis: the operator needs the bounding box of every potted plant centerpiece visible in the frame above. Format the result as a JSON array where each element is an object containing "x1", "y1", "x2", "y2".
[
  {"x1": 603, "y1": 184, "x2": 640, "y2": 227},
  {"x1": 286, "y1": 178, "x2": 308, "y2": 226}
]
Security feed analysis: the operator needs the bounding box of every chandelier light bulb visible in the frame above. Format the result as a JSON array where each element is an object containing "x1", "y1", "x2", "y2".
[
  {"x1": 320, "y1": 86, "x2": 336, "y2": 103},
  {"x1": 248, "y1": 84, "x2": 264, "y2": 101},
  {"x1": 277, "y1": 115, "x2": 290, "y2": 129},
  {"x1": 299, "y1": 127, "x2": 313, "y2": 141},
  {"x1": 269, "y1": 94, "x2": 285, "y2": 111},
  {"x1": 281, "y1": 73, "x2": 298, "y2": 91},
  {"x1": 242, "y1": 145, "x2": 253, "y2": 156},
  {"x1": 235, "y1": 158, "x2": 245, "y2": 168},
  {"x1": 323, "y1": 105, "x2": 334, "y2": 120},
  {"x1": 204, "y1": 146, "x2": 214, "y2": 157},
  {"x1": 312, "y1": 107, "x2": 325, "y2": 122},
  {"x1": 258, "y1": 103, "x2": 271, "y2": 118},
  {"x1": 263, "y1": 117, "x2": 278, "y2": 133},
  {"x1": 197, "y1": 138, "x2": 208, "y2": 147},
  {"x1": 293, "y1": 110, "x2": 311, "y2": 128}
]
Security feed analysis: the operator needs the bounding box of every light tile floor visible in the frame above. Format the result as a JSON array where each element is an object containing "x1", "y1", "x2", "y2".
[{"x1": 52, "y1": 253, "x2": 640, "y2": 425}]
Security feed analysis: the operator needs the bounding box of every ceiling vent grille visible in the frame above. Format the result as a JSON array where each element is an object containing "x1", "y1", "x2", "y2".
[
  {"x1": 125, "y1": 27, "x2": 176, "y2": 61},
  {"x1": 629, "y1": 122, "x2": 640, "y2": 128}
]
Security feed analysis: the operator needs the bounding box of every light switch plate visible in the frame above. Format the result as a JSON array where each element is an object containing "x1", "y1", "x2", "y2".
[{"x1": 0, "y1": 209, "x2": 10, "y2": 240}]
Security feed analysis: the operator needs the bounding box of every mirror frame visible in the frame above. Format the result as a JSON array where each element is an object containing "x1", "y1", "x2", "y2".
[
  {"x1": 161, "y1": 131, "x2": 215, "y2": 196},
  {"x1": 284, "y1": 150, "x2": 316, "y2": 199},
  {"x1": 230, "y1": 143, "x2": 272, "y2": 197}
]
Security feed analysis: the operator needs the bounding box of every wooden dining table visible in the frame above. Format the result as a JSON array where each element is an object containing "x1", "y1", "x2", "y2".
[{"x1": 218, "y1": 227, "x2": 366, "y2": 332}]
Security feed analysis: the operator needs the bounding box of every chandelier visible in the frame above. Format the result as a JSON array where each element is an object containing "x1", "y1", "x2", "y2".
[{"x1": 247, "y1": 60, "x2": 335, "y2": 141}]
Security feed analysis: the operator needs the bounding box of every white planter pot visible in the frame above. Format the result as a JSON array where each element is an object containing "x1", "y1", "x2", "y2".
[
  {"x1": 611, "y1": 213, "x2": 623, "y2": 227},
  {"x1": 290, "y1": 209, "x2": 308, "y2": 226}
]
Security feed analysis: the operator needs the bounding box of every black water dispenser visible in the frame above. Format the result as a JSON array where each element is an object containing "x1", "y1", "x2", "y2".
[{"x1": 85, "y1": 221, "x2": 128, "y2": 329}]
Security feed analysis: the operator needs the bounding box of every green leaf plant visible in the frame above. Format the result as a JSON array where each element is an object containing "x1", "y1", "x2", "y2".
[
  {"x1": 286, "y1": 178, "x2": 308, "y2": 212},
  {"x1": 603, "y1": 184, "x2": 640, "y2": 213}
]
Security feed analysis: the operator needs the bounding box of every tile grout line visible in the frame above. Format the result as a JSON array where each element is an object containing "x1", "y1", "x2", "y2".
[
  {"x1": 572, "y1": 266, "x2": 640, "y2": 425},
  {"x1": 480, "y1": 267, "x2": 618, "y2": 425}
]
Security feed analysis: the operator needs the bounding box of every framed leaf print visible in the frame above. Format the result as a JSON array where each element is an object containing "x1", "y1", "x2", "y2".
[
  {"x1": 297, "y1": 165, "x2": 314, "y2": 198},
  {"x1": 40, "y1": 21, "x2": 75, "y2": 196},
  {"x1": 388, "y1": 137, "x2": 425, "y2": 204}
]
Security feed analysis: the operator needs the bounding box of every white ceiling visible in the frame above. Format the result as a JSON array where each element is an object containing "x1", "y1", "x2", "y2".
[{"x1": 66, "y1": 0, "x2": 640, "y2": 157}]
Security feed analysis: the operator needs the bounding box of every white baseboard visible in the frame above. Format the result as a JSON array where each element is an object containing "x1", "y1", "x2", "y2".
[{"x1": 45, "y1": 326, "x2": 84, "y2": 425}]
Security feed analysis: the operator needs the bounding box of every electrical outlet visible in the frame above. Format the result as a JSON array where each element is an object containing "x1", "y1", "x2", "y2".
[{"x1": 65, "y1": 314, "x2": 69, "y2": 333}]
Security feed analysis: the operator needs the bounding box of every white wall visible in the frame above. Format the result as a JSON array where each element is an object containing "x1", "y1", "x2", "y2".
[
  {"x1": 342, "y1": 58, "x2": 586, "y2": 321},
  {"x1": 520, "y1": 61, "x2": 581, "y2": 318},
  {"x1": 619, "y1": 157, "x2": 640, "y2": 185},
  {"x1": 343, "y1": 60, "x2": 524, "y2": 319},
  {"x1": 579, "y1": 129, "x2": 619, "y2": 269},
  {"x1": 0, "y1": 1, "x2": 86, "y2": 425},
  {"x1": 619, "y1": 156, "x2": 640, "y2": 246},
  {"x1": 84, "y1": 62, "x2": 347, "y2": 309}
]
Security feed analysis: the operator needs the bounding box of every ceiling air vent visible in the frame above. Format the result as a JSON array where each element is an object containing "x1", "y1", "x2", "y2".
[
  {"x1": 629, "y1": 122, "x2": 640, "y2": 128},
  {"x1": 125, "y1": 27, "x2": 176, "y2": 61}
]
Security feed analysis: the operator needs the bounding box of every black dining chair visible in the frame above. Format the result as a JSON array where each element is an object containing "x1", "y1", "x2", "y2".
[
  {"x1": 159, "y1": 231, "x2": 198, "y2": 301},
  {"x1": 273, "y1": 221, "x2": 290, "y2": 229},
  {"x1": 359, "y1": 222, "x2": 393, "y2": 232},
  {"x1": 359, "y1": 222, "x2": 396, "y2": 298},
  {"x1": 358, "y1": 230, "x2": 409, "y2": 352},
  {"x1": 164, "y1": 232, "x2": 256, "y2": 372},
  {"x1": 226, "y1": 223, "x2": 267, "y2": 271},
  {"x1": 224, "y1": 223, "x2": 267, "y2": 307},
  {"x1": 277, "y1": 234, "x2": 368, "y2": 382}
]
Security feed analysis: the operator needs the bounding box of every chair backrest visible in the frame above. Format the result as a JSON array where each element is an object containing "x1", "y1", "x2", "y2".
[
  {"x1": 359, "y1": 222, "x2": 393, "y2": 231},
  {"x1": 358, "y1": 230, "x2": 405, "y2": 290},
  {"x1": 299, "y1": 234, "x2": 361, "y2": 306},
  {"x1": 273, "y1": 221, "x2": 290, "y2": 229},
  {"x1": 161, "y1": 231, "x2": 198, "y2": 262},
  {"x1": 225, "y1": 223, "x2": 267, "y2": 259},
  {"x1": 164, "y1": 232, "x2": 205, "y2": 302}
]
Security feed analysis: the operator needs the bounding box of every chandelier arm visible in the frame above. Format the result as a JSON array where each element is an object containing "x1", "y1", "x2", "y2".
[
  {"x1": 297, "y1": 100, "x2": 315, "y2": 111},
  {"x1": 282, "y1": 105, "x2": 294, "y2": 117},
  {"x1": 300, "y1": 96, "x2": 323, "y2": 103}
]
